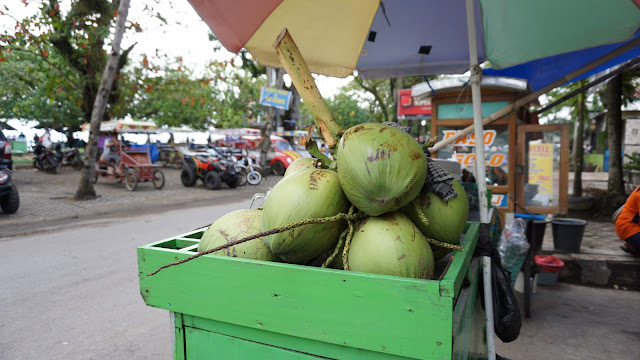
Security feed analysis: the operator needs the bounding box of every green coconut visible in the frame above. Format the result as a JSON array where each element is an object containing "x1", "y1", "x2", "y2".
[
  {"x1": 262, "y1": 169, "x2": 350, "y2": 264},
  {"x1": 197, "y1": 209, "x2": 280, "y2": 262},
  {"x1": 348, "y1": 212, "x2": 434, "y2": 279},
  {"x1": 402, "y1": 179, "x2": 469, "y2": 245},
  {"x1": 284, "y1": 157, "x2": 319, "y2": 177},
  {"x1": 336, "y1": 123, "x2": 427, "y2": 216}
]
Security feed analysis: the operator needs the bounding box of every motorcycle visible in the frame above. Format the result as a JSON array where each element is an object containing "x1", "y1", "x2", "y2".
[
  {"x1": 33, "y1": 144, "x2": 58, "y2": 174},
  {"x1": 211, "y1": 147, "x2": 263, "y2": 186},
  {"x1": 54, "y1": 144, "x2": 84, "y2": 170}
]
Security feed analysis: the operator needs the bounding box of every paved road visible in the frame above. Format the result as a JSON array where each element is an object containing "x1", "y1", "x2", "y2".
[
  {"x1": 0, "y1": 198, "x2": 251, "y2": 360},
  {"x1": 1, "y1": 166, "x2": 280, "y2": 237}
]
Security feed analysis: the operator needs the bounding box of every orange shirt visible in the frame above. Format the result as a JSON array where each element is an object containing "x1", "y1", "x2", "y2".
[{"x1": 616, "y1": 185, "x2": 640, "y2": 240}]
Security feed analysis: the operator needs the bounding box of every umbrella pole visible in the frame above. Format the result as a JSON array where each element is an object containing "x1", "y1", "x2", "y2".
[{"x1": 465, "y1": 0, "x2": 496, "y2": 359}]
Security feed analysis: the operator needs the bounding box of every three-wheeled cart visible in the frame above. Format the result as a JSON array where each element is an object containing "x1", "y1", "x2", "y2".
[
  {"x1": 94, "y1": 143, "x2": 165, "y2": 191},
  {"x1": 137, "y1": 209, "x2": 499, "y2": 359}
]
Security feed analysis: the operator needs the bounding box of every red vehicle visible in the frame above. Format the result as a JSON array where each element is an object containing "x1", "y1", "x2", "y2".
[
  {"x1": 93, "y1": 142, "x2": 165, "y2": 191},
  {"x1": 239, "y1": 135, "x2": 301, "y2": 176}
]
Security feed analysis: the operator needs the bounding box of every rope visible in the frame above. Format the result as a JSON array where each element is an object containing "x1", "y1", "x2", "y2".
[{"x1": 147, "y1": 211, "x2": 365, "y2": 276}]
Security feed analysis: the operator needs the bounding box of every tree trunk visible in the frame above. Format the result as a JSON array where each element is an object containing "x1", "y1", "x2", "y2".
[
  {"x1": 572, "y1": 90, "x2": 586, "y2": 197},
  {"x1": 391, "y1": 78, "x2": 402, "y2": 123},
  {"x1": 75, "y1": 0, "x2": 131, "y2": 200},
  {"x1": 606, "y1": 74, "x2": 625, "y2": 196},
  {"x1": 259, "y1": 68, "x2": 284, "y2": 169}
]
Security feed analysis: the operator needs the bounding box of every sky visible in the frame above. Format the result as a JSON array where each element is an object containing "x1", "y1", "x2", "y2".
[{"x1": 0, "y1": 0, "x2": 350, "y2": 143}]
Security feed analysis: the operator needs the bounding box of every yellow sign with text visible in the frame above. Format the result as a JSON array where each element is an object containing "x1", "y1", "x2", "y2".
[{"x1": 528, "y1": 143, "x2": 554, "y2": 200}]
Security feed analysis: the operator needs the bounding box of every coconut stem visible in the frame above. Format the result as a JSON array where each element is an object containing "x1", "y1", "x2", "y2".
[
  {"x1": 341, "y1": 211, "x2": 358, "y2": 271},
  {"x1": 425, "y1": 237, "x2": 465, "y2": 251},
  {"x1": 147, "y1": 211, "x2": 365, "y2": 276},
  {"x1": 321, "y1": 206, "x2": 355, "y2": 268},
  {"x1": 322, "y1": 228, "x2": 348, "y2": 268},
  {"x1": 273, "y1": 29, "x2": 342, "y2": 149},
  {"x1": 413, "y1": 202, "x2": 430, "y2": 226}
]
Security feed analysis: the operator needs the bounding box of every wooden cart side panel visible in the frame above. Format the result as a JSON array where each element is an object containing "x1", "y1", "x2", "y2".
[
  {"x1": 452, "y1": 259, "x2": 486, "y2": 360},
  {"x1": 173, "y1": 312, "x2": 186, "y2": 360},
  {"x1": 439, "y1": 223, "x2": 480, "y2": 298},
  {"x1": 138, "y1": 251, "x2": 452, "y2": 359},
  {"x1": 185, "y1": 328, "x2": 326, "y2": 359},
  {"x1": 183, "y1": 316, "x2": 415, "y2": 360}
]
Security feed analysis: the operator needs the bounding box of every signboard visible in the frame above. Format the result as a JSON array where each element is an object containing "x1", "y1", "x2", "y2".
[
  {"x1": 398, "y1": 89, "x2": 431, "y2": 119},
  {"x1": 452, "y1": 153, "x2": 506, "y2": 167},
  {"x1": 528, "y1": 143, "x2": 554, "y2": 201},
  {"x1": 259, "y1": 87, "x2": 292, "y2": 111},
  {"x1": 491, "y1": 194, "x2": 508, "y2": 208},
  {"x1": 442, "y1": 129, "x2": 497, "y2": 147}
]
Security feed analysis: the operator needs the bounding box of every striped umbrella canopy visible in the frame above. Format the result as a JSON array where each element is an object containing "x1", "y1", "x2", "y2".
[{"x1": 187, "y1": 0, "x2": 640, "y2": 79}]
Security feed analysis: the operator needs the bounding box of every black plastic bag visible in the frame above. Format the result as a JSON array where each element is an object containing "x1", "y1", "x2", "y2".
[{"x1": 476, "y1": 223, "x2": 522, "y2": 343}]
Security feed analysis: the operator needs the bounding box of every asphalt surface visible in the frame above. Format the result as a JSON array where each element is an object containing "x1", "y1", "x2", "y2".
[
  {"x1": 0, "y1": 198, "x2": 251, "y2": 360},
  {"x1": 1, "y1": 166, "x2": 639, "y2": 359},
  {"x1": 1, "y1": 166, "x2": 281, "y2": 237}
]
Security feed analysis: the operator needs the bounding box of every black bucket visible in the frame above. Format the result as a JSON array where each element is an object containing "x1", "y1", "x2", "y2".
[
  {"x1": 551, "y1": 218, "x2": 587, "y2": 252},
  {"x1": 527, "y1": 220, "x2": 547, "y2": 251}
]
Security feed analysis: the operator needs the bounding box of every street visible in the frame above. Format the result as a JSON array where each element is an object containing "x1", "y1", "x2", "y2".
[
  {"x1": 0, "y1": 198, "x2": 250, "y2": 360},
  {"x1": 1, "y1": 189, "x2": 639, "y2": 359}
]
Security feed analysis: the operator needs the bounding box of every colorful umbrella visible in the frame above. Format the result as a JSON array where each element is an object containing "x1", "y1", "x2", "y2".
[{"x1": 188, "y1": 0, "x2": 640, "y2": 79}]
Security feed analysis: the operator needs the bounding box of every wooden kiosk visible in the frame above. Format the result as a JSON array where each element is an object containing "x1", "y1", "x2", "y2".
[{"x1": 413, "y1": 76, "x2": 570, "y2": 218}]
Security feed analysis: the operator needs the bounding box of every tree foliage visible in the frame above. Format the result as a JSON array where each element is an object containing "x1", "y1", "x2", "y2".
[{"x1": 0, "y1": 0, "x2": 143, "y2": 130}]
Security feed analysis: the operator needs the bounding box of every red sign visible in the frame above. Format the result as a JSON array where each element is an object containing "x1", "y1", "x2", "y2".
[{"x1": 398, "y1": 89, "x2": 431, "y2": 119}]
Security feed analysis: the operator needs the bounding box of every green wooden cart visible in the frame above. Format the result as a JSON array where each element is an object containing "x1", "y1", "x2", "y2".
[{"x1": 137, "y1": 219, "x2": 489, "y2": 359}]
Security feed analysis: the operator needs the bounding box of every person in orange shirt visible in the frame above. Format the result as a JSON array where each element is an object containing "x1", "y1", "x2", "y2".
[{"x1": 615, "y1": 185, "x2": 640, "y2": 257}]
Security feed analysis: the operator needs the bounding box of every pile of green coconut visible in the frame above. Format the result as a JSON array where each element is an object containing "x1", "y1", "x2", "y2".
[{"x1": 196, "y1": 122, "x2": 469, "y2": 281}]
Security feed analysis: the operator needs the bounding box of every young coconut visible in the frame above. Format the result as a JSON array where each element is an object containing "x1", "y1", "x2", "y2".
[
  {"x1": 197, "y1": 209, "x2": 280, "y2": 262},
  {"x1": 402, "y1": 179, "x2": 469, "y2": 246},
  {"x1": 262, "y1": 169, "x2": 350, "y2": 264},
  {"x1": 284, "y1": 157, "x2": 319, "y2": 177},
  {"x1": 336, "y1": 123, "x2": 427, "y2": 216},
  {"x1": 348, "y1": 212, "x2": 434, "y2": 279}
]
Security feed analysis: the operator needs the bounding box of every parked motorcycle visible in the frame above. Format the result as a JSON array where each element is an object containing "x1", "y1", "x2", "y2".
[
  {"x1": 33, "y1": 144, "x2": 58, "y2": 174},
  {"x1": 54, "y1": 144, "x2": 84, "y2": 170},
  {"x1": 211, "y1": 147, "x2": 263, "y2": 186}
]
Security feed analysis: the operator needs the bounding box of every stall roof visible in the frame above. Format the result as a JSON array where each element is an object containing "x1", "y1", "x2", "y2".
[
  {"x1": 81, "y1": 120, "x2": 158, "y2": 133},
  {"x1": 412, "y1": 76, "x2": 530, "y2": 100}
]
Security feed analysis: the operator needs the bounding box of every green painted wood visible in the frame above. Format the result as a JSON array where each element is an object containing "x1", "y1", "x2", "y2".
[
  {"x1": 138, "y1": 224, "x2": 482, "y2": 359},
  {"x1": 452, "y1": 259, "x2": 485, "y2": 360},
  {"x1": 439, "y1": 223, "x2": 480, "y2": 298},
  {"x1": 185, "y1": 328, "x2": 324, "y2": 359},
  {"x1": 173, "y1": 312, "x2": 186, "y2": 360},
  {"x1": 183, "y1": 315, "x2": 415, "y2": 360},
  {"x1": 436, "y1": 102, "x2": 509, "y2": 120}
]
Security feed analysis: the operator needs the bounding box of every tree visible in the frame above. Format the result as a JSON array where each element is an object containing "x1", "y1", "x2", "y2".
[
  {"x1": 604, "y1": 68, "x2": 640, "y2": 196},
  {"x1": 0, "y1": 50, "x2": 84, "y2": 129},
  {"x1": 75, "y1": 0, "x2": 130, "y2": 200},
  {"x1": 1, "y1": 0, "x2": 141, "y2": 131},
  {"x1": 301, "y1": 92, "x2": 370, "y2": 130}
]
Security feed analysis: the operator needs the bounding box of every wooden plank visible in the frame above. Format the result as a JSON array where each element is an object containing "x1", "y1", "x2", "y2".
[
  {"x1": 438, "y1": 223, "x2": 479, "y2": 298},
  {"x1": 184, "y1": 316, "x2": 415, "y2": 360},
  {"x1": 185, "y1": 328, "x2": 325, "y2": 359},
  {"x1": 173, "y1": 312, "x2": 186, "y2": 360},
  {"x1": 451, "y1": 259, "x2": 483, "y2": 360},
  {"x1": 138, "y1": 247, "x2": 452, "y2": 359}
]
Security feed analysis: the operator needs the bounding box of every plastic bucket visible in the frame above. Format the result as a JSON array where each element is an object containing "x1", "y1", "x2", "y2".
[
  {"x1": 535, "y1": 255, "x2": 565, "y2": 286},
  {"x1": 551, "y1": 218, "x2": 587, "y2": 252}
]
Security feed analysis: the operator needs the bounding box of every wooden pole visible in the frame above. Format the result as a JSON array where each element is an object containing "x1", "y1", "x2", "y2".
[{"x1": 273, "y1": 29, "x2": 342, "y2": 149}]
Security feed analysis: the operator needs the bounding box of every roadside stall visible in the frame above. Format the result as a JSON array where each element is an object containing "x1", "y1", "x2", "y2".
[{"x1": 412, "y1": 76, "x2": 570, "y2": 219}]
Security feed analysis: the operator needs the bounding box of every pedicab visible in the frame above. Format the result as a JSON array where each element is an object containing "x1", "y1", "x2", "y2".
[
  {"x1": 83, "y1": 120, "x2": 166, "y2": 191},
  {"x1": 93, "y1": 141, "x2": 165, "y2": 191}
]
